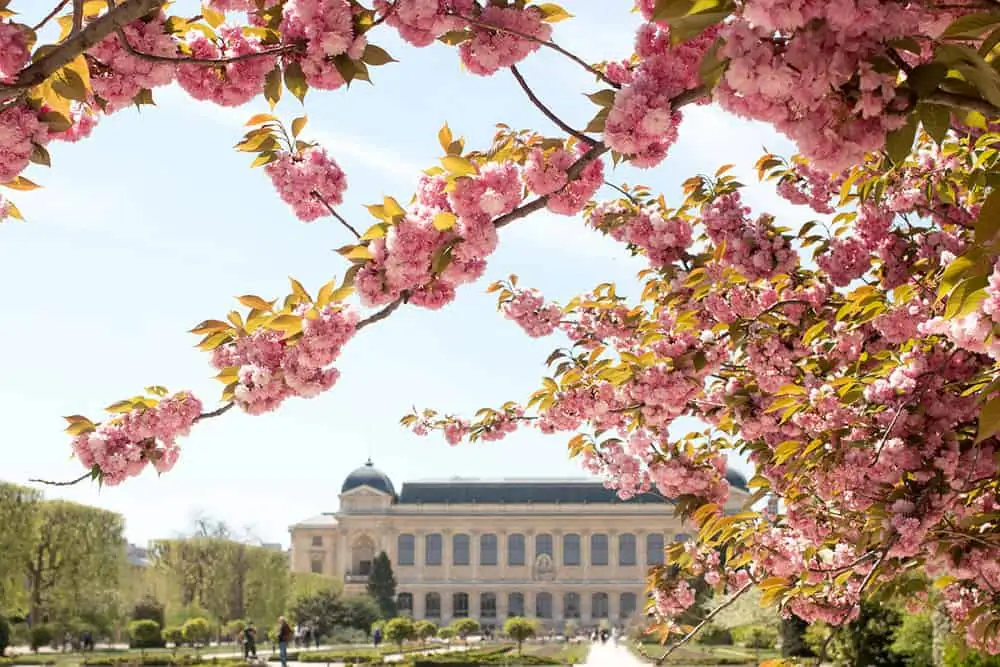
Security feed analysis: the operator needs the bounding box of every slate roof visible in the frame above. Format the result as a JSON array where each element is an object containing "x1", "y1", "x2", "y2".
[
  {"x1": 396, "y1": 478, "x2": 671, "y2": 505},
  {"x1": 341, "y1": 460, "x2": 396, "y2": 496}
]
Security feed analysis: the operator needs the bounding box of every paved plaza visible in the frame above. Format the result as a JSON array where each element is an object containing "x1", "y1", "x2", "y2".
[{"x1": 580, "y1": 641, "x2": 648, "y2": 666}]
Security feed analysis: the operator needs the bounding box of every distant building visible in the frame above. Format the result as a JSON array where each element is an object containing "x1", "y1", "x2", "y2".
[
  {"x1": 288, "y1": 460, "x2": 750, "y2": 631},
  {"x1": 126, "y1": 543, "x2": 150, "y2": 568}
]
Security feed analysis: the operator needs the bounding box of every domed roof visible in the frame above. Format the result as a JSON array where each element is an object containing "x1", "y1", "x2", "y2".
[
  {"x1": 725, "y1": 468, "x2": 749, "y2": 491},
  {"x1": 341, "y1": 460, "x2": 396, "y2": 496}
]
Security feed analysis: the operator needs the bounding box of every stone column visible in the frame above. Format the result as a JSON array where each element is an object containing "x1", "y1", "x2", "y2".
[
  {"x1": 497, "y1": 590, "x2": 508, "y2": 620},
  {"x1": 443, "y1": 529, "x2": 453, "y2": 580},
  {"x1": 581, "y1": 531, "x2": 590, "y2": 569},
  {"x1": 609, "y1": 530, "x2": 618, "y2": 569},
  {"x1": 525, "y1": 528, "x2": 536, "y2": 567},
  {"x1": 338, "y1": 531, "x2": 349, "y2": 577},
  {"x1": 471, "y1": 530, "x2": 481, "y2": 580},
  {"x1": 553, "y1": 530, "x2": 563, "y2": 570},
  {"x1": 499, "y1": 532, "x2": 507, "y2": 577},
  {"x1": 442, "y1": 590, "x2": 453, "y2": 625},
  {"x1": 609, "y1": 591, "x2": 619, "y2": 625},
  {"x1": 470, "y1": 588, "x2": 481, "y2": 621},
  {"x1": 415, "y1": 530, "x2": 426, "y2": 581}
]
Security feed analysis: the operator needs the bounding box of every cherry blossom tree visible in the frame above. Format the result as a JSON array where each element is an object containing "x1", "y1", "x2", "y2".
[{"x1": 6, "y1": 0, "x2": 1000, "y2": 663}]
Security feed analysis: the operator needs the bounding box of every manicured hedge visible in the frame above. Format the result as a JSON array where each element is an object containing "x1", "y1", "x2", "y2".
[
  {"x1": 0, "y1": 657, "x2": 58, "y2": 666},
  {"x1": 81, "y1": 657, "x2": 249, "y2": 667}
]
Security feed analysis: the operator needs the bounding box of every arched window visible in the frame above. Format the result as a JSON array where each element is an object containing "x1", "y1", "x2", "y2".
[
  {"x1": 480, "y1": 534, "x2": 498, "y2": 566},
  {"x1": 646, "y1": 533, "x2": 665, "y2": 566},
  {"x1": 453, "y1": 592, "x2": 469, "y2": 618},
  {"x1": 425, "y1": 533, "x2": 442, "y2": 566},
  {"x1": 397, "y1": 534, "x2": 415, "y2": 566},
  {"x1": 507, "y1": 533, "x2": 526, "y2": 566},
  {"x1": 563, "y1": 534, "x2": 581, "y2": 566},
  {"x1": 563, "y1": 592, "x2": 580, "y2": 619},
  {"x1": 619, "y1": 592, "x2": 637, "y2": 619},
  {"x1": 480, "y1": 593, "x2": 497, "y2": 618},
  {"x1": 535, "y1": 533, "x2": 553, "y2": 558},
  {"x1": 535, "y1": 592, "x2": 553, "y2": 618},
  {"x1": 507, "y1": 592, "x2": 525, "y2": 617},
  {"x1": 453, "y1": 534, "x2": 471, "y2": 566},
  {"x1": 425, "y1": 593, "x2": 441, "y2": 618},
  {"x1": 590, "y1": 534, "x2": 609, "y2": 566},
  {"x1": 397, "y1": 593, "x2": 413, "y2": 615},
  {"x1": 618, "y1": 533, "x2": 637, "y2": 566},
  {"x1": 591, "y1": 593, "x2": 609, "y2": 619}
]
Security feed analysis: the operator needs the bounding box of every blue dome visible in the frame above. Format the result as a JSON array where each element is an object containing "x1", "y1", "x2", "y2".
[
  {"x1": 341, "y1": 460, "x2": 396, "y2": 496},
  {"x1": 725, "y1": 468, "x2": 749, "y2": 491}
]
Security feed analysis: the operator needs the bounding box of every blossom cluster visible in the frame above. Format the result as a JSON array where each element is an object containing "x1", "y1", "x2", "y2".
[
  {"x1": 264, "y1": 146, "x2": 348, "y2": 222},
  {"x1": 211, "y1": 305, "x2": 358, "y2": 415},
  {"x1": 72, "y1": 392, "x2": 203, "y2": 486}
]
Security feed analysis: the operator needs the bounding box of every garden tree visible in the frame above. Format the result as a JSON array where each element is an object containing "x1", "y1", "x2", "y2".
[
  {"x1": 132, "y1": 597, "x2": 166, "y2": 627},
  {"x1": 163, "y1": 625, "x2": 184, "y2": 651},
  {"x1": 383, "y1": 616, "x2": 415, "y2": 651},
  {"x1": 414, "y1": 620, "x2": 437, "y2": 646},
  {"x1": 0, "y1": 483, "x2": 41, "y2": 614},
  {"x1": 892, "y1": 612, "x2": 934, "y2": 667},
  {"x1": 436, "y1": 627, "x2": 455, "y2": 646},
  {"x1": 9, "y1": 0, "x2": 1000, "y2": 662},
  {"x1": 366, "y1": 552, "x2": 397, "y2": 619},
  {"x1": 290, "y1": 572, "x2": 341, "y2": 602},
  {"x1": 778, "y1": 615, "x2": 813, "y2": 659},
  {"x1": 25, "y1": 500, "x2": 125, "y2": 627},
  {"x1": 291, "y1": 588, "x2": 342, "y2": 640},
  {"x1": 820, "y1": 601, "x2": 907, "y2": 667},
  {"x1": 128, "y1": 619, "x2": 163, "y2": 649},
  {"x1": 503, "y1": 617, "x2": 537, "y2": 655},
  {"x1": 341, "y1": 595, "x2": 380, "y2": 637},
  {"x1": 181, "y1": 617, "x2": 212, "y2": 649},
  {"x1": 450, "y1": 618, "x2": 480, "y2": 649}
]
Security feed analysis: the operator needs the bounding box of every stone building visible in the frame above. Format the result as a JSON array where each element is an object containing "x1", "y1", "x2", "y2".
[{"x1": 288, "y1": 460, "x2": 750, "y2": 631}]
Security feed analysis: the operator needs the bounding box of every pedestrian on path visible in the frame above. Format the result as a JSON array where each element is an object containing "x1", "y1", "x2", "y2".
[{"x1": 277, "y1": 617, "x2": 293, "y2": 667}]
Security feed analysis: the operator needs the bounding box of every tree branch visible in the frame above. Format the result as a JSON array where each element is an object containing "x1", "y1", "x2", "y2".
[
  {"x1": 357, "y1": 293, "x2": 407, "y2": 331},
  {"x1": 28, "y1": 471, "x2": 92, "y2": 487},
  {"x1": 312, "y1": 190, "x2": 361, "y2": 239},
  {"x1": 923, "y1": 90, "x2": 1000, "y2": 117},
  {"x1": 72, "y1": 0, "x2": 85, "y2": 34},
  {"x1": 509, "y1": 64, "x2": 595, "y2": 145},
  {"x1": 115, "y1": 23, "x2": 297, "y2": 65},
  {"x1": 0, "y1": 0, "x2": 168, "y2": 102},
  {"x1": 33, "y1": 0, "x2": 72, "y2": 31},
  {"x1": 452, "y1": 13, "x2": 620, "y2": 89},
  {"x1": 194, "y1": 401, "x2": 234, "y2": 423}
]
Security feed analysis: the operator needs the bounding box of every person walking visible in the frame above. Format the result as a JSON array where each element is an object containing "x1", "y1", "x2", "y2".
[
  {"x1": 277, "y1": 617, "x2": 293, "y2": 667},
  {"x1": 242, "y1": 622, "x2": 258, "y2": 661}
]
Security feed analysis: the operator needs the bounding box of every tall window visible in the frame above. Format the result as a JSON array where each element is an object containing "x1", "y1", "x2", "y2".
[
  {"x1": 535, "y1": 533, "x2": 553, "y2": 558},
  {"x1": 397, "y1": 593, "x2": 413, "y2": 616},
  {"x1": 563, "y1": 534, "x2": 581, "y2": 566},
  {"x1": 453, "y1": 592, "x2": 469, "y2": 618},
  {"x1": 618, "y1": 533, "x2": 637, "y2": 566},
  {"x1": 508, "y1": 533, "x2": 526, "y2": 566},
  {"x1": 590, "y1": 534, "x2": 609, "y2": 566},
  {"x1": 646, "y1": 533, "x2": 665, "y2": 565},
  {"x1": 453, "y1": 534, "x2": 471, "y2": 566},
  {"x1": 591, "y1": 593, "x2": 609, "y2": 619},
  {"x1": 535, "y1": 592, "x2": 553, "y2": 618},
  {"x1": 675, "y1": 533, "x2": 690, "y2": 543},
  {"x1": 480, "y1": 593, "x2": 497, "y2": 618},
  {"x1": 311, "y1": 535, "x2": 323, "y2": 547},
  {"x1": 563, "y1": 592, "x2": 580, "y2": 619},
  {"x1": 508, "y1": 592, "x2": 524, "y2": 617},
  {"x1": 425, "y1": 533, "x2": 442, "y2": 566},
  {"x1": 619, "y1": 593, "x2": 637, "y2": 619},
  {"x1": 425, "y1": 593, "x2": 441, "y2": 618},
  {"x1": 397, "y1": 534, "x2": 415, "y2": 566},
  {"x1": 310, "y1": 556, "x2": 323, "y2": 574},
  {"x1": 480, "y1": 534, "x2": 498, "y2": 566}
]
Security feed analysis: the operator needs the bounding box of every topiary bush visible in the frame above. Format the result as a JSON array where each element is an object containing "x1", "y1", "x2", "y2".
[
  {"x1": 696, "y1": 624, "x2": 733, "y2": 645},
  {"x1": 29, "y1": 625, "x2": 54, "y2": 653},
  {"x1": 128, "y1": 619, "x2": 164, "y2": 650}
]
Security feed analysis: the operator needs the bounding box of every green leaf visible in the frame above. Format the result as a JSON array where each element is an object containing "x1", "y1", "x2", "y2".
[
  {"x1": 283, "y1": 61, "x2": 308, "y2": 103},
  {"x1": 291, "y1": 115, "x2": 308, "y2": 138},
  {"x1": 943, "y1": 12, "x2": 1000, "y2": 39},
  {"x1": 906, "y1": 62, "x2": 949, "y2": 97},
  {"x1": 943, "y1": 276, "x2": 988, "y2": 319},
  {"x1": 977, "y1": 189, "x2": 1000, "y2": 244},
  {"x1": 938, "y1": 253, "x2": 981, "y2": 301},
  {"x1": 976, "y1": 394, "x2": 1000, "y2": 443},
  {"x1": 361, "y1": 44, "x2": 396, "y2": 66},
  {"x1": 29, "y1": 143, "x2": 51, "y2": 167},
  {"x1": 264, "y1": 66, "x2": 282, "y2": 109},
  {"x1": 533, "y1": 2, "x2": 573, "y2": 22},
  {"x1": 885, "y1": 112, "x2": 918, "y2": 165},
  {"x1": 918, "y1": 103, "x2": 950, "y2": 145},
  {"x1": 585, "y1": 89, "x2": 616, "y2": 107}
]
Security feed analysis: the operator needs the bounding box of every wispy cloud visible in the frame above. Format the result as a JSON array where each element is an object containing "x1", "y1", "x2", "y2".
[{"x1": 156, "y1": 85, "x2": 424, "y2": 182}]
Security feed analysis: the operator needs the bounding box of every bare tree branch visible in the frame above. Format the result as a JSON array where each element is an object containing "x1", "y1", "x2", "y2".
[
  {"x1": 312, "y1": 190, "x2": 361, "y2": 239},
  {"x1": 28, "y1": 472, "x2": 91, "y2": 487},
  {"x1": 33, "y1": 0, "x2": 72, "y2": 31},
  {"x1": 510, "y1": 64, "x2": 595, "y2": 144},
  {"x1": 72, "y1": 0, "x2": 85, "y2": 34}
]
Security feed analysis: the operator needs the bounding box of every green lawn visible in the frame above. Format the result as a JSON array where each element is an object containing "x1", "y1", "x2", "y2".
[
  {"x1": 524, "y1": 642, "x2": 591, "y2": 664},
  {"x1": 631, "y1": 641, "x2": 780, "y2": 665}
]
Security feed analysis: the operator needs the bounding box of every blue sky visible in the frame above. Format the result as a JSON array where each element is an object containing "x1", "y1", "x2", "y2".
[{"x1": 2, "y1": 3, "x2": 807, "y2": 546}]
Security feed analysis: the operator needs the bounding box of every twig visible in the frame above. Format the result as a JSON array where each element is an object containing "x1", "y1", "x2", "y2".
[
  {"x1": 643, "y1": 581, "x2": 755, "y2": 665},
  {"x1": 871, "y1": 402, "x2": 908, "y2": 463},
  {"x1": 72, "y1": 0, "x2": 85, "y2": 34},
  {"x1": 510, "y1": 65, "x2": 595, "y2": 145},
  {"x1": 452, "y1": 12, "x2": 620, "y2": 89},
  {"x1": 0, "y1": 0, "x2": 167, "y2": 102},
  {"x1": 312, "y1": 190, "x2": 361, "y2": 239},
  {"x1": 114, "y1": 21, "x2": 297, "y2": 65},
  {"x1": 357, "y1": 294, "x2": 407, "y2": 331},
  {"x1": 604, "y1": 181, "x2": 639, "y2": 204},
  {"x1": 923, "y1": 90, "x2": 1000, "y2": 117},
  {"x1": 33, "y1": 0, "x2": 71, "y2": 31},
  {"x1": 370, "y1": 0, "x2": 398, "y2": 28},
  {"x1": 29, "y1": 471, "x2": 91, "y2": 487},
  {"x1": 194, "y1": 401, "x2": 234, "y2": 423}
]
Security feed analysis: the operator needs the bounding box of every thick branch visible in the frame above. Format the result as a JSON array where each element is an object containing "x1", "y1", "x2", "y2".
[
  {"x1": 115, "y1": 24, "x2": 297, "y2": 65},
  {"x1": 510, "y1": 65, "x2": 595, "y2": 145},
  {"x1": 452, "y1": 13, "x2": 619, "y2": 89},
  {"x1": 357, "y1": 293, "x2": 407, "y2": 331},
  {"x1": 0, "y1": 0, "x2": 167, "y2": 102},
  {"x1": 194, "y1": 401, "x2": 234, "y2": 423},
  {"x1": 312, "y1": 191, "x2": 361, "y2": 239}
]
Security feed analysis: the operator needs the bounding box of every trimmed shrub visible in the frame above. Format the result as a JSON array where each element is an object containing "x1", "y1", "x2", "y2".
[
  {"x1": 943, "y1": 644, "x2": 1000, "y2": 667},
  {"x1": 29, "y1": 626, "x2": 54, "y2": 652},
  {"x1": 696, "y1": 624, "x2": 733, "y2": 645},
  {"x1": 731, "y1": 624, "x2": 777, "y2": 649},
  {"x1": 128, "y1": 619, "x2": 164, "y2": 650}
]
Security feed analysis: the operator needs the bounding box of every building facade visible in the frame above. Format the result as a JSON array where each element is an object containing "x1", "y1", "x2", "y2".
[{"x1": 288, "y1": 461, "x2": 750, "y2": 630}]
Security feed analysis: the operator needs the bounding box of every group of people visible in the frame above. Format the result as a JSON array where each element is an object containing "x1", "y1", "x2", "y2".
[
  {"x1": 60, "y1": 630, "x2": 95, "y2": 653},
  {"x1": 589, "y1": 626, "x2": 619, "y2": 645},
  {"x1": 238, "y1": 617, "x2": 305, "y2": 666}
]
